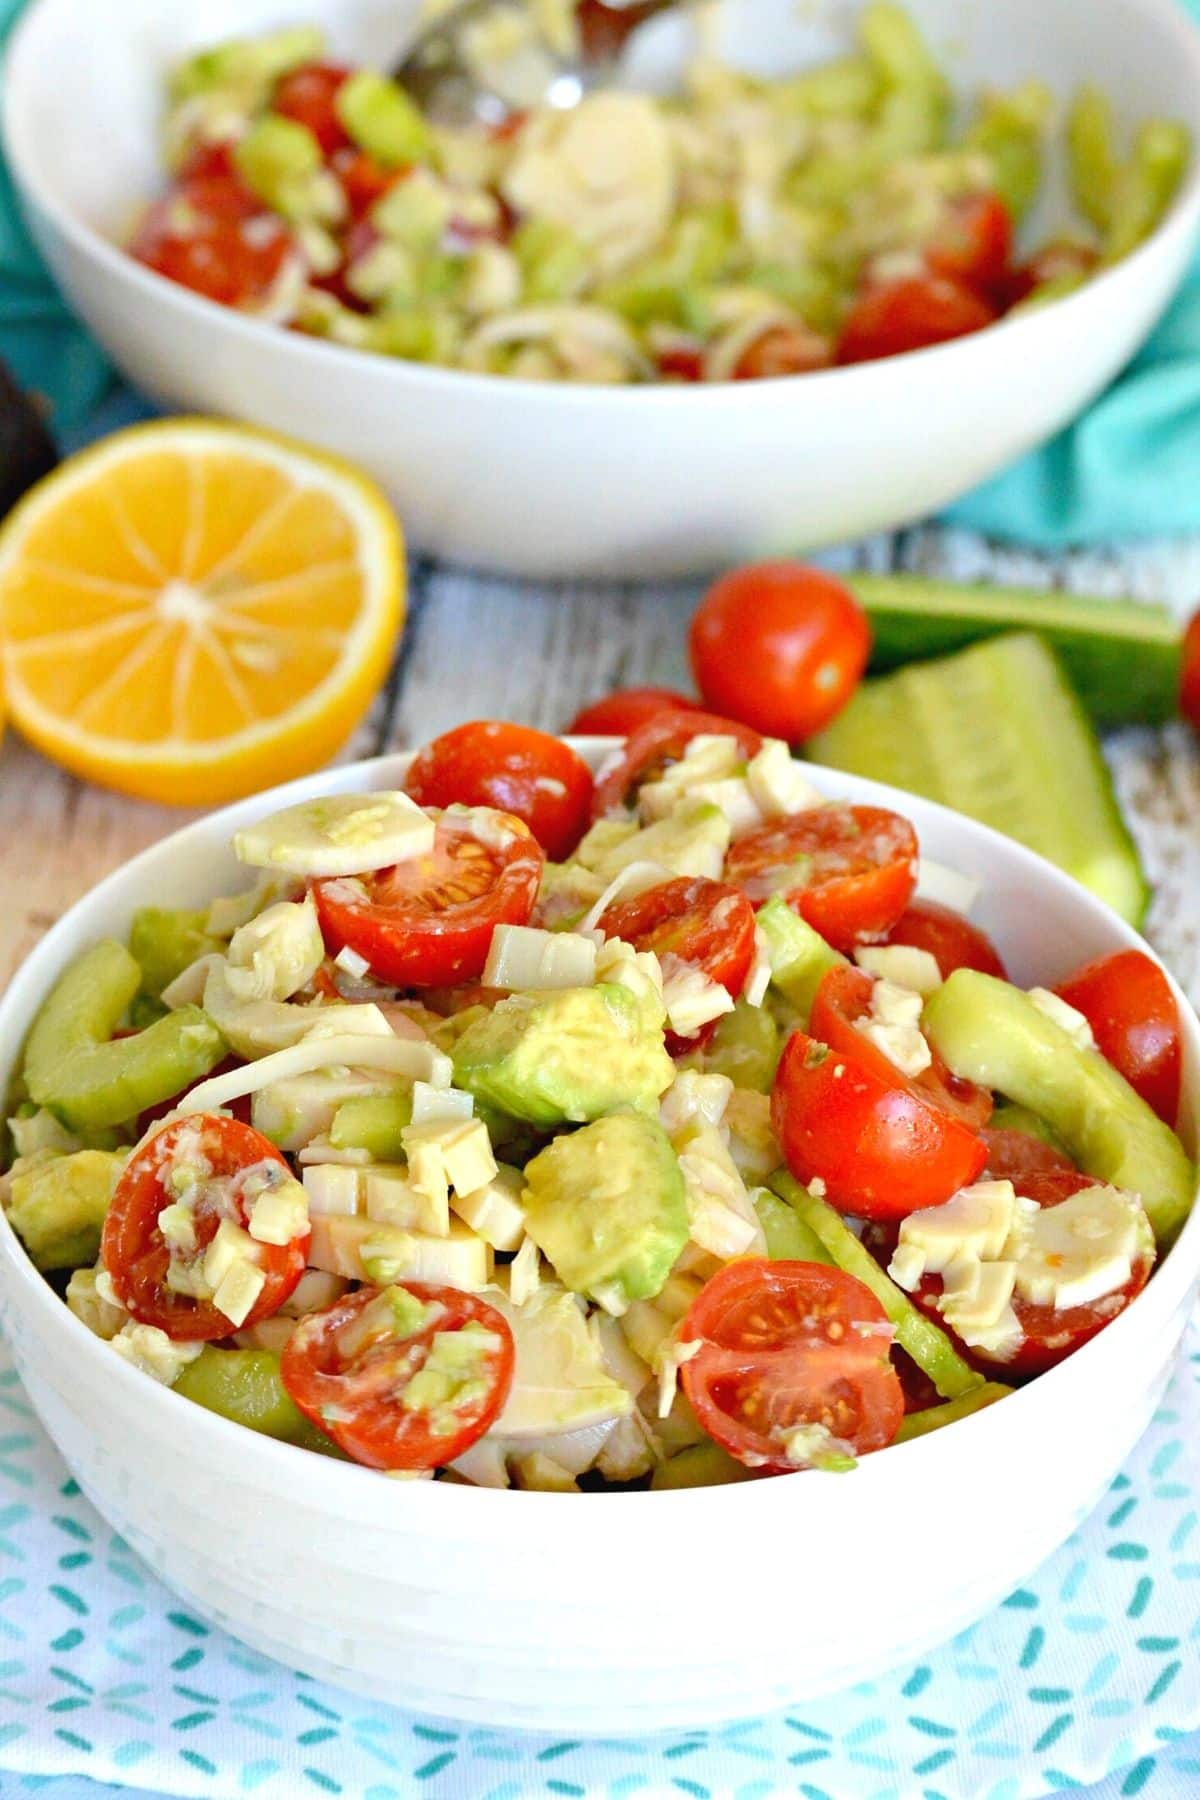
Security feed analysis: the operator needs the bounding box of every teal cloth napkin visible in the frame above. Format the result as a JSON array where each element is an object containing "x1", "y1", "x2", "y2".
[{"x1": 2, "y1": 0, "x2": 1200, "y2": 536}]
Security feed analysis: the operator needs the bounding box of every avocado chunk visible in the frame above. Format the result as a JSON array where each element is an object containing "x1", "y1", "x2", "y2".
[
  {"x1": 22, "y1": 940, "x2": 226, "y2": 1132},
  {"x1": 522, "y1": 1111, "x2": 688, "y2": 1308},
  {"x1": 924, "y1": 969, "x2": 1196, "y2": 1246},
  {"x1": 6, "y1": 1150, "x2": 125, "y2": 1271},
  {"x1": 174, "y1": 1347, "x2": 341, "y2": 1455},
  {"x1": 452, "y1": 984, "x2": 674, "y2": 1128},
  {"x1": 334, "y1": 70, "x2": 433, "y2": 168},
  {"x1": 129, "y1": 908, "x2": 222, "y2": 999}
]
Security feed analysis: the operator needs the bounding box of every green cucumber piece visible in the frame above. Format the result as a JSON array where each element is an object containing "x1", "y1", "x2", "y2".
[
  {"x1": 846, "y1": 573, "x2": 1181, "y2": 728},
  {"x1": 894, "y1": 1382, "x2": 1012, "y2": 1442},
  {"x1": 129, "y1": 908, "x2": 221, "y2": 999},
  {"x1": 651, "y1": 1442, "x2": 756, "y2": 1488},
  {"x1": 987, "y1": 1101, "x2": 1069, "y2": 1154},
  {"x1": 923, "y1": 970, "x2": 1196, "y2": 1246},
  {"x1": 174, "y1": 1348, "x2": 341, "y2": 1455},
  {"x1": 692, "y1": 1000, "x2": 780, "y2": 1093},
  {"x1": 23, "y1": 940, "x2": 226, "y2": 1132},
  {"x1": 809, "y1": 632, "x2": 1148, "y2": 925},
  {"x1": 752, "y1": 1187, "x2": 836, "y2": 1263},
  {"x1": 757, "y1": 895, "x2": 844, "y2": 1022},
  {"x1": 769, "y1": 1172, "x2": 983, "y2": 1399}
]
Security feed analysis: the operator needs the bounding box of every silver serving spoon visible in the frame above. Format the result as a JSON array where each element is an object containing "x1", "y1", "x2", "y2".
[{"x1": 394, "y1": 0, "x2": 684, "y2": 126}]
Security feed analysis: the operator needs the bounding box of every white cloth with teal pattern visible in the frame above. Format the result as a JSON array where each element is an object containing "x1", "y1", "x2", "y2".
[{"x1": 1, "y1": 1318, "x2": 1199, "y2": 1800}]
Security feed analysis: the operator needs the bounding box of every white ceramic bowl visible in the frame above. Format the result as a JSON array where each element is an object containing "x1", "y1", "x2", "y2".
[
  {"x1": 5, "y1": 0, "x2": 1200, "y2": 580},
  {"x1": 1, "y1": 746, "x2": 1198, "y2": 1734}
]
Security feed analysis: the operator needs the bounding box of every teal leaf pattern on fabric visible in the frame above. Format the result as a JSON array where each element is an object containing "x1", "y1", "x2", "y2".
[{"x1": 0, "y1": 1321, "x2": 1199, "y2": 1799}]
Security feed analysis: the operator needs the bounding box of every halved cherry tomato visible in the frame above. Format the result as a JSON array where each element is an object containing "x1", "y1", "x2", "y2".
[
  {"x1": 981, "y1": 1126, "x2": 1076, "y2": 1183},
  {"x1": 726, "y1": 804, "x2": 917, "y2": 951},
  {"x1": 404, "y1": 721, "x2": 593, "y2": 862},
  {"x1": 598, "y1": 876, "x2": 757, "y2": 1053},
  {"x1": 281, "y1": 1282, "x2": 515, "y2": 1469},
  {"x1": 836, "y1": 275, "x2": 997, "y2": 365},
  {"x1": 1179, "y1": 608, "x2": 1200, "y2": 737},
  {"x1": 927, "y1": 193, "x2": 1013, "y2": 298},
  {"x1": 591, "y1": 708, "x2": 762, "y2": 818},
  {"x1": 177, "y1": 140, "x2": 239, "y2": 183},
  {"x1": 131, "y1": 181, "x2": 292, "y2": 308},
  {"x1": 1054, "y1": 949, "x2": 1182, "y2": 1125},
  {"x1": 656, "y1": 346, "x2": 704, "y2": 382},
  {"x1": 884, "y1": 898, "x2": 1007, "y2": 980},
  {"x1": 689, "y1": 562, "x2": 870, "y2": 742},
  {"x1": 810, "y1": 964, "x2": 993, "y2": 1130},
  {"x1": 772, "y1": 990, "x2": 988, "y2": 1220},
  {"x1": 312, "y1": 809, "x2": 543, "y2": 988},
  {"x1": 680, "y1": 1258, "x2": 903, "y2": 1472},
  {"x1": 331, "y1": 147, "x2": 404, "y2": 218},
  {"x1": 568, "y1": 687, "x2": 700, "y2": 738},
  {"x1": 272, "y1": 62, "x2": 352, "y2": 154},
  {"x1": 732, "y1": 323, "x2": 831, "y2": 381},
  {"x1": 101, "y1": 1116, "x2": 309, "y2": 1341}
]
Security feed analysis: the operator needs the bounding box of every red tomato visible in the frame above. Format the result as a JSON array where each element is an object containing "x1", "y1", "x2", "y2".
[
  {"x1": 598, "y1": 876, "x2": 757, "y2": 1053},
  {"x1": 927, "y1": 193, "x2": 1013, "y2": 297},
  {"x1": 772, "y1": 1019, "x2": 988, "y2": 1222},
  {"x1": 726, "y1": 803, "x2": 917, "y2": 951},
  {"x1": 689, "y1": 562, "x2": 870, "y2": 742},
  {"x1": 568, "y1": 687, "x2": 700, "y2": 737},
  {"x1": 836, "y1": 275, "x2": 997, "y2": 365},
  {"x1": 331, "y1": 147, "x2": 404, "y2": 218},
  {"x1": 1183, "y1": 610, "x2": 1200, "y2": 734},
  {"x1": 131, "y1": 181, "x2": 292, "y2": 308},
  {"x1": 312, "y1": 809, "x2": 544, "y2": 988},
  {"x1": 1054, "y1": 949, "x2": 1182, "y2": 1125},
  {"x1": 656, "y1": 346, "x2": 704, "y2": 382},
  {"x1": 732, "y1": 324, "x2": 831, "y2": 381},
  {"x1": 272, "y1": 62, "x2": 352, "y2": 154},
  {"x1": 576, "y1": 0, "x2": 665, "y2": 59},
  {"x1": 101, "y1": 1116, "x2": 309, "y2": 1341},
  {"x1": 810, "y1": 964, "x2": 993, "y2": 1131},
  {"x1": 591, "y1": 708, "x2": 762, "y2": 818},
  {"x1": 281, "y1": 1282, "x2": 515, "y2": 1469},
  {"x1": 177, "y1": 140, "x2": 238, "y2": 183},
  {"x1": 981, "y1": 1126, "x2": 1076, "y2": 1183},
  {"x1": 884, "y1": 899, "x2": 1007, "y2": 980},
  {"x1": 404, "y1": 721, "x2": 594, "y2": 862},
  {"x1": 680, "y1": 1258, "x2": 903, "y2": 1472}
]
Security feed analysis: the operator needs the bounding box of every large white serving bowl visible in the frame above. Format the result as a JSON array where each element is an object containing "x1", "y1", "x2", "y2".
[
  {"x1": 0, "y1": 745, "x2": 1198, "y2": 1733},
  {"x1": 5, "y1": 0, "x2": 1200, "y2": 579}
]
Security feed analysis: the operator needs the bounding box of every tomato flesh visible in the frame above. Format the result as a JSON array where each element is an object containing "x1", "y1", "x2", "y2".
[
  {"x1": 773, "y1": 966, "x2": 988, "y2": 1219},
  {"x1": 101, "y1": 1115, "x2": 308, "y2": 1341},
  {"x1": 598, "y1": 875, "x2": 757, "y2": 1052},
  {"x1": 1054, "y1": 949, "x2": 1182, "y2": 1126},
  {"x1": 927, "y1": 193, "x2": 1013, "y2": 297},
  {"x1": 884, "y1": 898, "x2": 1006, "y2": 980},
  {"x1": 591, "y1": 708, "x2": 762, "y2": 818},
  {"x1": 981, "y1": 1126, "x2": 1075, "y2": 1183},
  {"x1": 689, "y1": 562, "x2": 870, "y2": 742},
  {"x1": 312, "y1": 809, "x2": 543, "y2": 988},
  {"x1": 404, "y1": 721, "x2": 594, "y2": 862},
  {"x1": 568, "y1": 687, "x2": 700, "y2": 737},
  {"x1": 681, "y1": 1258, "x2": 903, "y2": 1472},
  {"x1": 732, "y1": 324, "x2": 831, "y2": 381},
  {"x1": 1181, "y1": 609, "x2": 1200, "y2": 736},
  {"x1": 272, "y1": 63, "x2": 352, "y2": 154},
  {"x1": 726, "y1": 803, "x2": 917, "y2": 951},
  {"x1": 281, "y1": 1282, "x2": 514, "y2": 1469},
  {"x1": 836, "y1": 274, "x2": 997, "y2": 365},
  {"x1": 131, "y1": 180, "x2": 292, "y2": 308}
]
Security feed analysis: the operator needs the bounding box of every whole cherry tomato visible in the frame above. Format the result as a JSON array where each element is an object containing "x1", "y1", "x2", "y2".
[
  {"x1": 569, "y1": 688, "x2": 700, "y2": 737},
  {"x1": 404, "y1": 721, "x2": 593, "y2": 862}
]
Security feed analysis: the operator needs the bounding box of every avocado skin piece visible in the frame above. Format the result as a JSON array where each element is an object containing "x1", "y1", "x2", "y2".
[
  {"x1": 522, "y1": 1111, "x2": 688, "y2": 1306},
  {"x1": 0, "y1": 358, "x2": 57, "y2": 521},
  {"x1": 452, "y1": 984, "x2": 675, "y2": 1128},
  {"x1": 7, "y1": 1149, "x2": 125, "y2": 1271}
]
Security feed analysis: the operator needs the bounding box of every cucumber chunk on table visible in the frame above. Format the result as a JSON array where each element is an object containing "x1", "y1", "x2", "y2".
[{"x1": 809, "y1": 632, "x2": 1148, "y2": 925}]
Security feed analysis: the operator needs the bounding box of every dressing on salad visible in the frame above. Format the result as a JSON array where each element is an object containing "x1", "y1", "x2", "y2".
[
  {"x1": 2, "y1": 713, "x2": 1192, "y2": 1488},
  {"x1": 127, "y1": 5, "x2": 1190, "y2": 382}
]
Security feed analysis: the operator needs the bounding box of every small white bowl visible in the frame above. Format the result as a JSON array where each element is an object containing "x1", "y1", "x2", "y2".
[
  {"x1": 5, "y1": 0, "x2": 1200, "y2": 579},
  {"x1": 1, "y1": 747, "x2": 1198, "y2": 1734}
]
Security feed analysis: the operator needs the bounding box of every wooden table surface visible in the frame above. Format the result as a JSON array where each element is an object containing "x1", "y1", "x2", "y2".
[{"x1": 3, "y1": 520, "x2": 1200, "y2": 1000}]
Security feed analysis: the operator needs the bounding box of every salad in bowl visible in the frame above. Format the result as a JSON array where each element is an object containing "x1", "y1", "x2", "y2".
[{"x1": 2, "y1": 715, "x2": 1193, "y2": 1494}]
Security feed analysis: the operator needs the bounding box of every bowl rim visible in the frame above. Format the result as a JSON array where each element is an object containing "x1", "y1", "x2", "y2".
[
  {"x1": 2, "y1": 741, "x2": 1198, "y2": 1517},
  {"x1": 5, "y1": 0, "x2": 1200, "y2": 411}
]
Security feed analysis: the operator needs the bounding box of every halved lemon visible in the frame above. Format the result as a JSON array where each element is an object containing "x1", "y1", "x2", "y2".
[{"x1": 0, "y1": 419, "x2": 405, "y2": 805}]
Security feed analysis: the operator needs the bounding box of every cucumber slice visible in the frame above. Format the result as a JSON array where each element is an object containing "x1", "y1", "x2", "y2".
[
  {"x1": 769, "y1": 1172, "x2": 983, "y2": 1400},
  {"x1": 847, "y1": 573, "x2": 1181, "y2": 728},
  {"x1": 894, "y1": 1382, "x2": 1012, "y2": 1442},
  {"x1": 808, "y1": 632, "x2": 1148, "y2": 925}
]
